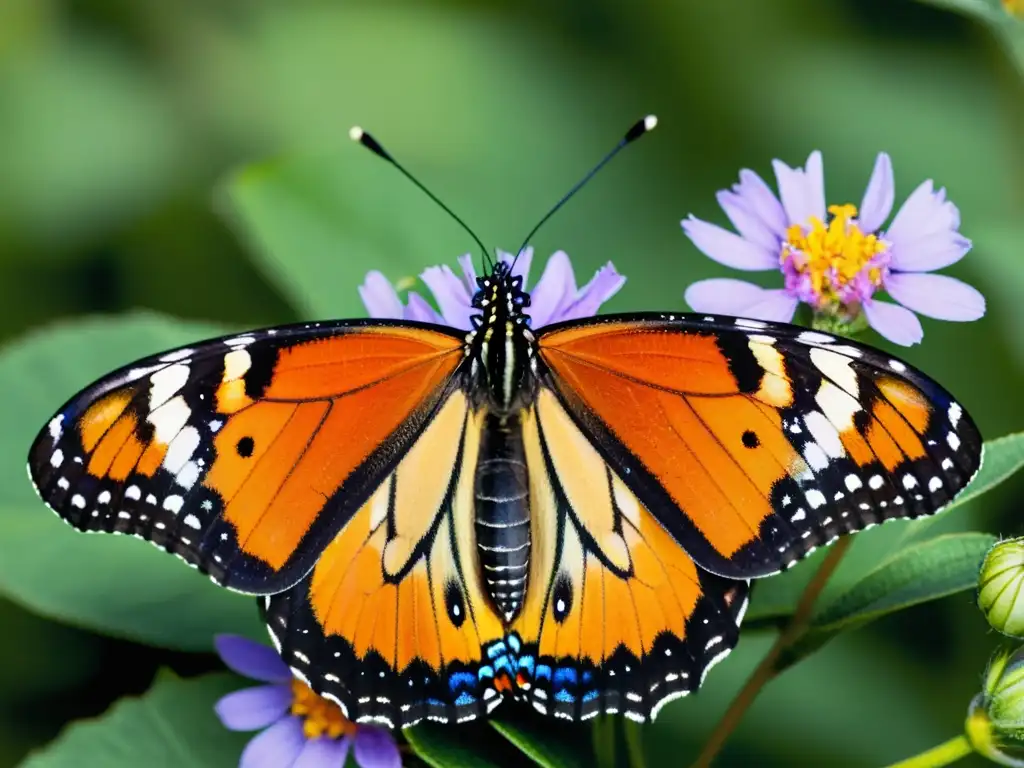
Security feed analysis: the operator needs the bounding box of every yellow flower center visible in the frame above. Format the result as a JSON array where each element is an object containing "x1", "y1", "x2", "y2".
[
  {"x1": 780, "y1": 203, "x2": 890, "y2": 313},
  {"x1": 290, "y1": 680, "x2": 357, "y2": 741},
  {"x1": 1004, "y1": 0, "x2": 1023, "y2": 17}
]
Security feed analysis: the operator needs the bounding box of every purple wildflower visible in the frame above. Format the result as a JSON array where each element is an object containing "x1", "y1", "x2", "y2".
[
  {"x1": 213, "y1": 635, "x2": 400, "y2": 768},
  {"x1": 682, "y1": 151, "x2": 984, "y2": 346},
  {"x1": 359, "y1": 248, "x2": 625, "y2": 327}
]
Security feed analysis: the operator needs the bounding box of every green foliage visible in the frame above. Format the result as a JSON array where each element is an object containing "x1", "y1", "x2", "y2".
[{"x1": 19, "y1": 672, "x2": 249, "y2": 768}]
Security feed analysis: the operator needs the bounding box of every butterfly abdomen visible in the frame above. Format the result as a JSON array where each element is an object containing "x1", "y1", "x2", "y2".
[{"x1": 474, "y1": 412, "x2": 530, "y2": 624}]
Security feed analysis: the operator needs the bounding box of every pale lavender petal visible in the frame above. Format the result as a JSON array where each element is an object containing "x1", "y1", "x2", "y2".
[
  {"x1": 681, "y1": 216, "x2": 777, "y2": 271},
  {"x1": 858, "y1": 153, "x2": 894, "y2": 234},
  {"x1": 239, "y1": 716, "x2": 306, "y2": 768},
  {"x1": 294, "y1": 736, "x2": 351, "y2": 768},
  {"x1": 527, "y1": 250, "x2": 576, "y2": 327},
  {"x1": 862, "y1": 299, "x2": 924, "y2": 346},
  {"x1": 885, "y1": 180, "x2": 961, "y2": 248},
  {"x1": 734, "y1": 169, "x2": 788, "y2": 236},
  {"x1": 684, "y1": 278, "x2": 799, "y2": 322},
  {"x1": 215, "y1": 685, "x2": 292, "y2": 732},
  {"x1": 358, "y1": 272, "x2": 404, "y2": 320},
  {"x1": 402, "y1": 292, "x2": 445, "y2": 324},
  {"x1": 456, "y1": 254, "x2": 478, "y2": 295},
  {"x1": 772, "y1": 150, "x2": 826, "y2": 227},
  {"x1": 884, "y1": 272, "x2": 985, "y2": 321},
  {"x1": 420, "y1": 264, "x2": 475, "y2": 329},
  {"x1": 716, "y1": 190, "x2": 781, "y2": 252},
  {"x1": 353, "y1": 726, "x2": 401, "y2": 768},
  {"x1": 553, "y1": 262, "x2": 625, "y2": 324},
  {"x1": 215, "y1": 635, "x2": 291, "y2": 684},
  {"x1": 498, "y1": 247, "x2": 534, "y2": 284},
  {"x1": 887, "y1": 231, "x2": 972, "y2": 272}
]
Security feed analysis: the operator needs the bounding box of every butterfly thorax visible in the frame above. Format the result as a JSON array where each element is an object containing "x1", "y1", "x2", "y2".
[{"x1": 464, "y1": 261, "x2": 537, "y2": 415}]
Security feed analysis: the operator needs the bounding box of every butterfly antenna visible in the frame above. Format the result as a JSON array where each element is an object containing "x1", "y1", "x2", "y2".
[
  {"x1": 349, "y1": 126, "x2": 493, "y2": 271},
  {"x1": 510, "y1": 114, "x2": 657, "y2": 271}
]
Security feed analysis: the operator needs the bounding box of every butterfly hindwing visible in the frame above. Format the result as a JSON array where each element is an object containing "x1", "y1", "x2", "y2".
[
  {"x1": 28, "y1": 320, "x2": 465, "y2": 594},
  {"x1": 510, "y1": 389, "x2": 748, "y2": 722},
  {"x1": 263, "y1": 390, "x2": 507, "y2": 728},
  {"x1": 537, "y1": 313, "x2": 983, "y2": 580}
]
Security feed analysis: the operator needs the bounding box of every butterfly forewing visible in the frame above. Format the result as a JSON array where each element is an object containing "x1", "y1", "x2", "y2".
[
  {"x1": 28, "y1": 320, "x2": 465, "y2": 594},
  {"x1": 537, "y1": 313, "x2": 983, "y2": 580}
]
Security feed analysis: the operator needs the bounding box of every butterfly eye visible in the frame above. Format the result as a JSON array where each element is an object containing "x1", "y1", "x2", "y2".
[
  {"x1": 741, "y1": 430, "x2": 760, "y2": 449},
  {"x1": 552, "y1": 574, "x2": 573, "y2": 623},
  {"x1": 236, "y1": 436, "x2": 255, "y2": 458},
  {"x1": 444, "y1": 580, "x2": 466, "y2": 628}
]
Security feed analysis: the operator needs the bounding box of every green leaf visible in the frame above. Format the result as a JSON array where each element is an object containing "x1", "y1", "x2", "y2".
[
  {"x1": 405, "y1": 724, "x2": 503, "y2": 768},
  {"x1": 782, "y1": 532, "x2": 997, "y2": 665},
  {"x1": 746, "y1": 431, "x2": 1024, "y2": 628},
  {"x1": 491, "y1": 719, "x2": 588, "y2": 768},
  {"x1": 911, "y1": 0, "x2": 1024, "y2": 77},
  {"x1": 0, "y1": 313, "x2": 263, "y2": 650},
  {"x1": 19, "y1": 672, "x2": 248, "y2": 767}
]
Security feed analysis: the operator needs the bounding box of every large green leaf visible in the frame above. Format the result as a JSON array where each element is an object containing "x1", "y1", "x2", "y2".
[
  {"x1": 19, "y1": 672, "x2": 248, "y2": 768},
  {"x1": 492, "y1": 719, "x2": 588, "y2": 768},
  {"x1": 0, "y1": 314, "x2": 263, "y2": 650},
  {"x1": 405, "y1": 725, "x2": 504, "y2": 768},
  {"x1": 780, "y1": 533, "x2": 997, "y2": 666},
  {"x1": 746, "y1": 431, "x2": 1024, "y2": 628}
]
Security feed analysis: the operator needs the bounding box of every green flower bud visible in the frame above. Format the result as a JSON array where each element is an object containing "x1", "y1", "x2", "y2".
[
  {"x1": 979, "y1": 539, "x2": 1024, "y2": 638},
  {"x1": 967, "y1": 646, "x2": 1024, "y2": 766}
]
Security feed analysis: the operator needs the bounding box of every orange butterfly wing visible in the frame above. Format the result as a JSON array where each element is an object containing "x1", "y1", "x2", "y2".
[
  {"x1": 538, "y1": 315, "x2": 982, "y2": 579},
  {"x1": 264, "y1": 390, "x2": 507, "y2": 727},
  {"x1": 29, "y1": 321, "x2": 464, "y2": 594},
  {"x1": 509, "y1": 389, "x2": 748, "y2": 722}
]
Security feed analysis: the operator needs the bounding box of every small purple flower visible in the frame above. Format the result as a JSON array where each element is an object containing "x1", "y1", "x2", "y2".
[
  {"x1": 213, "y1": 635, "x2": 400, "y2": 768},
  {"x1": 682, "y1": 151, "x2": 985, "y2": 345},
  {"x1": 359, "y1": 248, "x2": 625, "y2": 327}
]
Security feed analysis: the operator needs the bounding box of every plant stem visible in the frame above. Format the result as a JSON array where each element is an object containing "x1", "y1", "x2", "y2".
[
  {"x1": 882, "y1": 736, "x2": 973, "y2": 768},
  {"x1": 691, "y1": 536, "x2": 853, "y2": 768}
]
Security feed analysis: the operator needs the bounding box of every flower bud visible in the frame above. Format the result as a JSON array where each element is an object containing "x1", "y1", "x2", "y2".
[
  {"x1": 979, "y1": 539, "x2": 1024, "y2": 638},
  {"x1": 966, "y1": 646, "x2": 1024, "y2": 766}
]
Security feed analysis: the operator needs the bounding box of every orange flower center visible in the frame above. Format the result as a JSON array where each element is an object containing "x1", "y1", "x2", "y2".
[{"x1": 290, "y1": 680, "x2": 357, "y2": 741}]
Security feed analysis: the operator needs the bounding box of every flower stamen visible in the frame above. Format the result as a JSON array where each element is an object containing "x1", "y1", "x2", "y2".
[
  {"x1": 290, "y1": 679, "x2": 357, "y2": 741},
  {"x1": 780, "y1": 203, "x2": 890, "y2": 318}
]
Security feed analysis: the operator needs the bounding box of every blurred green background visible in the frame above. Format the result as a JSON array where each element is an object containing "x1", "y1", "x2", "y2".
[{"x1": 1, "y1": 0, "x2": 1023, "y2": 765}]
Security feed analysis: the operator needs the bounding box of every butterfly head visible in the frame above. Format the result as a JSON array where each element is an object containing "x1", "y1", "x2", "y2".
[{"x1": 466, "y1": 261, "x2": 537, "y2": 412}]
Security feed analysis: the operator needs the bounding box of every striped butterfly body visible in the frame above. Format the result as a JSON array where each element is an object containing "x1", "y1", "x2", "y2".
[{"x1": 28, "y1": 258, "x2": 982, "y2": 728}]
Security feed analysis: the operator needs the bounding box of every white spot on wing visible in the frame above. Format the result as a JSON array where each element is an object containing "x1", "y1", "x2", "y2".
[
  {"x1": 149, "y1": 363, "x2": 190, "y2": 410},
  {"x1": 50, "y1": 449, "x2": 64, "y2": 468},
  {"x1": 148, "y1": 396, "x2": 190, "y2": 445},
  {"x1": 798, "y1": 331, "x2": 833, "y2": 344},
  {"x1": 804, "y1": 411, "x2": 845, "y2": 458},
  {"x1": 948, "y1": 432, "x2": 961, "y2": 451},
  {"x1": 810, "y1": 348, "x2": 858, "y2": 396},
  {"x1": 163, "y1": 426, "x2": 200, "y2": 474},
  {"x1": 222, "y1": 348, "x2": 252, "y2": 382},
  {"x1": 949, "y1": 402, "x2": 962, "y2": 428},
  {"x1": 735, "y1": 318, "x2": 767, "y2": 329},
  {"x1": 48, "y1": 415, "x2": 64, "y2": 440},
  {"x1": 806, "y1": 489, "x2": 826, "y2": 509},
  {"x1": 803, "y1": 442, "x2": 829, "y2": 471},
  {"x1": 845, "y1": 474, "x2": 863, "y2": 492},
  {"x1": 183, "y1": 513, "x2": 202, "y2": 530},
  {"x1": 163, "y1": 495, "x2": 184, "y2": 513}
]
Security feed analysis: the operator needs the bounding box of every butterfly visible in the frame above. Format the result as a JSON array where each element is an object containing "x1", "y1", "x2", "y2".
[{"x1": 27, "y1": 118, "x2": 982, "y2": 730}]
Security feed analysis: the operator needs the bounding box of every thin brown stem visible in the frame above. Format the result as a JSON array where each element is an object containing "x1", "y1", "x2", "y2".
[{"x1": 691, "y1": 537, "x2": 853, "y2": 768}]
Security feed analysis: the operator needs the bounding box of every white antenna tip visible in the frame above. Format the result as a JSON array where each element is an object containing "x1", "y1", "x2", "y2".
[
  {"x1": 644, "y1": 115, "x2": 658, "y2": 131},
  {"x1": 348, "y1": 126, "x2": 364, "y2": 141}
]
